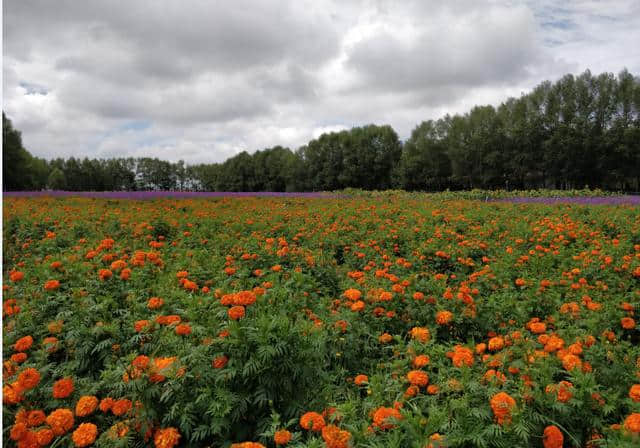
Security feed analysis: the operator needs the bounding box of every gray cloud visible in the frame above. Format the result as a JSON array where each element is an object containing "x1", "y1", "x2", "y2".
[{"x1": 3, "y1": 0, "x2": 639, "y2": 163}]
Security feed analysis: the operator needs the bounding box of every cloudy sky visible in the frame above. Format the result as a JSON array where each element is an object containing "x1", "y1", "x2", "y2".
[{"x1": 3, "y1": 0, "x2": 640, "y2": 164}]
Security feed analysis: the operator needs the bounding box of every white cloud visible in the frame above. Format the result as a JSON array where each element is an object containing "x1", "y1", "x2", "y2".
[{"x1": 3, "y1": 0, "x2": 639, "y2": 163}]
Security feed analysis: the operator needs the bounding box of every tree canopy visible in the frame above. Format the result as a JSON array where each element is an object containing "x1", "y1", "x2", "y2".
[{"x1": 3, "y1": 69, "x2": 639, "y2": 192}]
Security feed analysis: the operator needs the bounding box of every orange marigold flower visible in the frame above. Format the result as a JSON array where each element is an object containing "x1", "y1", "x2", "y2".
[
  {"x1": 621, "y1": 317, "x2": 636, "y2": 330},
  {"x1": 629, "y1": 384, "x2": 640, "y2": 402},
  {"x1": 154, "y1": 427, "x2": 181, "y2": 448},
  {"x1": 561, "y1": 354, "x2": 582, "y2": 371},
  {"x1": 212, "y1": 355, "x2": 228, "y2": 369},
  {"x1": 372, "y1": 407, "x2": 402, "y2": 430},
  {"x1": 378, "y1": 333, "x2": 393, "y2": 344},
  {"x1": 354, "y1": 374, "x2": 368, "y2": 386},
  {"x1": 44, "y1": 279, "x2": 60, "y2": 290},
  {"x1": 46, "y1": 408, "x2": 74, "y2": 436},
  {"x1": 350, "y1": 300, "x2": 365, "y2": 312},
  {"x1": 72, "y1": 423, "x2": 98, "y2": 447},
  {"x1": 409, "y1": 327, "x2": 430, "y2": 343},
  {"x1": 99, "y1": 269, "x2": 113, "y2": 281},
  {"x1": 3, "y1": 382, "x2": 24, "y2": 404},
  {"x1": 407, "y1": 370, "x2": 429, "y2": 387},
  {"x1": 543, "y1": 425, "x2": 563, "y2": 448},
  {"x1": 52, "y1": 377, "x2": 74, "y2": 399},
  {"x1": 300, "y1": 411, "x2": 325, "y2": 432},
  {"x1": 435, "y1": 310, "x2": 453, "y2": 325},
  {"x1": 99, "y1": 397, "x2": 115, "y2": 413},
  {"x1": 75, "y1": 395, "x2": 99, "y2": 417},
  {"x1": 274, "y1": 429, "x2": 292, "y2": 445},
  {"x1": 111, "y1": 398, "x2": 132, "y2": 416},
  {"x1": 546, "y1": 381, "x2": 573, "y2": 403},
  {"x1": 147, "y1": 297, "x2": 164, "y2": 309},
  {"x1": 133, "y1": 355, "x2": 150, "y2": 370},
  {"x1": 488, "y1": 337, "x2": 505, "y2": 352},
  {"x1": 343, "y1": 289, "x2": 362, "y2": 301},
  {"x1": 10, "y1": 422, "x2": 27, "y2": 441},
  {"x1": 17, "y1": 367, "x2": 40, "y2": 390},
  {"x1": 27, "y1": 410, "x2": 46, "y2": 427},
  {"x1": 623, "y1": 413, "x2": 640, "y2": 433},
  {"x1": 449, "y1": 345, "x2": 474, "y2": 367},
  {"x1": 234, "y1": 290, "x2": 257, "y2": 306},
  {"x1": 490, "y1": 392, "x2": 516, "y2": 425},
  {"x1": 321, "y1": 424, "x2": 351, "y2": 448},
  {"x1": 10, "y1": 271, "x2": 24, "y2": 282},
  {"x1": 35, "y1": 428, "x2": 54, "y2": 446},
  {"x1": 529, "y1": 322, "x2": 546, "y2": 334},
  {"x1": 134, "y1": 320, "x2": 151, "y2": 332},
  {"x1": 175, "y1": 323, "x2": 192, "y2": 335},
  {"x1": 14, "y1": 335, "x2": 33, "y2": 352},
  {"x1": 228, "y1": 305, "x2": 245, "y2": 320},
  {"x1": 413, "y1": 355, "x2": 430, "y2": 368}
]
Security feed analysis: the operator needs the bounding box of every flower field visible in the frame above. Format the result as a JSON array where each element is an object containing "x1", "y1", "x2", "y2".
[{"x1": 3, "y1": 194, "x2": 640, "y2": 447}]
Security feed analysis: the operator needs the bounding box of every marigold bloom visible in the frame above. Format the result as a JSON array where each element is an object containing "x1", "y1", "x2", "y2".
[
  {"x1": 350, "y1": 300, "x2": 365, "y2": 312},
  {"x1": 490, "y1": 392, "x2": 516, "y2": 425},
  {"x1": 546, "y1": 381, "x2": 573, "y2": 403},
  {"x1": 35, "y1": 428, "x2": 54, "y2": 446},
  {"x1": 274, "y1": 429, "x2": 292, "y2": 445},
  {"x1": 228, "y1": 305, "x2": 245, "y2": 320},
  {"x1": 3, "y1": 382, "x2": 24, "y2": 404},
  {"x1": 623, "y1": 413, "x2": 640, "y2": 433},
  {"x1": 561, "y1": 354, "x2": 582, "y2": 371},
  {"x1": 413, "y1": 355, "x2": 430, "y2": 368},
  {"x1": 10, "y1": 422, "x2": 27, "y2": 441},
  {"x1": 99, "y1": 269, "x2": 113, "y2": 280},
  {"x1": 629, "y1": 384, "x2": 640, "y2": 402},
  {"x1": 435, "y1": 310, "x2": 453, "y2": 325},
  {"x1": 133, "y1": 355, "x2": 150, "y2": 370},
  {"x1": 234, "y1": 290, "x2": 257, "y2": 306},
  {"x1": 450, "y1": 345, "x2": 474, "y2": 367},
  {"x1": 175, "y1": 323, "x2": 192, "y2": 335},
  {"x1": 27, "y1": 410, "x2": 46, "y2": 427},
  {"x1": 300, "y1": 411, "x2": 325, "y2": 432},
  {"x1": 75, "y1": 395, "x2": 99, "y2": 416},
  {"x1": 154, "y1": 427, "x2": 181, "y2": 448},
  {"x1": 407, "y1": 370, "x2": 429, "y2": 387},
  {"x1": 44, "y1": 279, "x2": 60, "y2": 290},
  {"x1": 111, "y1": 398, "x2": 132, "y2": 416},
  {"x1": 52, "y1": 377, "x2": 74, "y2": 399},
  {"x1": 213, "y1": 355, "x2": 228, "y2": 369},
  {"x1": 14, "y1": 335, "x2": 33, "y2": 352},
  {"x1": 17, "y1": 367, "x2": 40, "y2": 390},
  {"x1": 148, "y1": 297, "x2": 164, "y2": 309},
  {"x1": 488, "y1": 337, "x2": 505, "y2": 351},
  {"x1": 621, "y1": 317, "x2": 636, "y2": 330},
  {"x1": 529, "y1": 322, "x2": 546, "y2": 334},
  {"x1": 543, "y1": 425, "x2": 563, "y2": 448},
  {"x1": 354, "y1": 374, "x2": 368, "y2": 386},
  {"x1": 372, "y1": 407, "x2": 402, "y2": 430},
  {"x1": 134, "y1": 320, "x2": 151, "y2": 332},
  {"x1": 321, "y1": 424, "x2": 351, "y2": 448},
  {"x1": 409, "y1": 327, "x2": 430, "y2": 343},
  {"x1": 99, "y1": 397, "x2": 115, "y2": 412},
  {"x1": 378, "y1": 333, "x2": 393, "y2": 344},
  {"x1": 46, "y1": 408, "x2": 74, "y2": 436},
  {"x1": 10, "y1": 271, "x2": 24, "y2": 282},
  {"x1": 72, "y1": 423, "x2": 98, "y2": 447},
  {"x1": 343, "y1": 288, "x2": 362, "y2": 301}
]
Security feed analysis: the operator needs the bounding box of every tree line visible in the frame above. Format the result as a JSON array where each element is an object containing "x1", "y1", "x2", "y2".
[{"x1": 4, "y1": 69, "x2": 640, "y2": 192}]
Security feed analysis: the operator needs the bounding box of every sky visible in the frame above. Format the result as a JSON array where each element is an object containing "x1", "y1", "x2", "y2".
[{"x1": 3, "y1": 0, "x2": 640, "y2": 164}]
